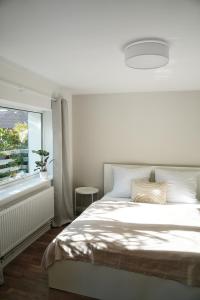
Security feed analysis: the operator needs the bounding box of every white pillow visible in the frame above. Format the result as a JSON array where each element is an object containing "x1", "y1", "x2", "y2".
[
  {"x1": 108, "y1": 166, "x2": 152, "y2": 198},
  {"x1": 155, "y1": 168, "x2": 200, "y2": 204}
]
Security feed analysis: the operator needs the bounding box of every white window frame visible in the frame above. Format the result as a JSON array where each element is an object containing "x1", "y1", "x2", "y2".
[{"x1": 0, "y1": 106, "x2": 43, "y2": 188}]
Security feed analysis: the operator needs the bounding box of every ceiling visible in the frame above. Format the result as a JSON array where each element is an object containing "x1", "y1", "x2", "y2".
[{"x1": 0, "y1": 0, "x2": 200, "y2": 95}]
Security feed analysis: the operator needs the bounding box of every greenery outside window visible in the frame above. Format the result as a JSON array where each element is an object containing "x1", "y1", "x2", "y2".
[{"x1": 0, "y1": 107, "x2": 42, "y2": 184}]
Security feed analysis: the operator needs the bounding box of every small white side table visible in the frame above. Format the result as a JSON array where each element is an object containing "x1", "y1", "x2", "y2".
[{"x1": 74, "y1": 187, "x2": 99, "y2": 215}]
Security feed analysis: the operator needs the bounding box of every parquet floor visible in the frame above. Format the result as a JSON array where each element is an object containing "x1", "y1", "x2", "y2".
[{"x1": 0, "y1": 226, "x2": 93, "y2": 300}]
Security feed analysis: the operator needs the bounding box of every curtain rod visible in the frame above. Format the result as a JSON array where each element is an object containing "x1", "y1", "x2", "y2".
[{"x1": 0, "y1": 78, "x2": 57, "y2": 101}]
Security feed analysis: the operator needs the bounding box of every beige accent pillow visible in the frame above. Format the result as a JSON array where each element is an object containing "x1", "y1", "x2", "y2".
[{"x1": 131, "y1": 180, "x2": 167, "y2": 204}]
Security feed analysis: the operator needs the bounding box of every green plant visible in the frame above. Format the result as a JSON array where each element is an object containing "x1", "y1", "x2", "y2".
[
  {"x1": 0, "y1": 128, "x2": 20, "y2": 151},
  {"x1": 0, "y1": 122, "x2": 28, "y2": 151},
  {"x1": 0, "y1": 171, "x2": 10, "y2": 179},
  {"x1": 32, "y1": 149, "x2": 50, "y2": 172}
]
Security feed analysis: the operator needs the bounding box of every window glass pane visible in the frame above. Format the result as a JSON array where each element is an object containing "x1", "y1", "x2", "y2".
[{"x1": 0, "y1": 107, "x2": 42, "y2": 183}]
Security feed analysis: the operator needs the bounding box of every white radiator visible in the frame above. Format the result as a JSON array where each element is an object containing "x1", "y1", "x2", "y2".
[{"x1": 0, "y1": 186, "x2": 54, "y2": 258}]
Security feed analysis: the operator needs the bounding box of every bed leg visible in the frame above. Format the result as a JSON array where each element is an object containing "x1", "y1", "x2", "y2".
[{"x1": 0, "y1": 265, "x2": 4, "y2": 285}]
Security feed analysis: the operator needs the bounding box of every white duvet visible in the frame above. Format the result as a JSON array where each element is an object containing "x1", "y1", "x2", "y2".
[{"x1": 43, "y1": 196, "x2": 200, "y2": 286}]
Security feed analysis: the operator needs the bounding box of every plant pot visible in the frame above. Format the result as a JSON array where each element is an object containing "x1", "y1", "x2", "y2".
[{"x1": 40, "y1": 171, "x2": 48, "y2": 180}]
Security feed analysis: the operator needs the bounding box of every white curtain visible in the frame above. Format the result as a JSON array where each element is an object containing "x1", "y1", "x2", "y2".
[{"x1": 52, "y1": 97, "x2": 74, "y2": 226}]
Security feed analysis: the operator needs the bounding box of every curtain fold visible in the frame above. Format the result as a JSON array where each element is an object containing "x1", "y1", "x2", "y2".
[{"x1": 52, "y1": 97, "x2": 74, "y2": 226}]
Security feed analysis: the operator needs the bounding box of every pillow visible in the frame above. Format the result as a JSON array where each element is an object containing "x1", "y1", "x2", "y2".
[
  {"x1": 108, "y1": 166, "x2": 152, "y2": 198},
  {"x1": 131, "y1": 180, "x2": 167, "y2": 204},
  {"x1": 155, "y1": 168, "x2": 200, "y2": 204}
]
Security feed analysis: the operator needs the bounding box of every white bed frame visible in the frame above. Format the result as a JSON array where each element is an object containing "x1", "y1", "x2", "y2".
[{"x1": 48, "y1": 163, "x2": 200, "y2": 300}]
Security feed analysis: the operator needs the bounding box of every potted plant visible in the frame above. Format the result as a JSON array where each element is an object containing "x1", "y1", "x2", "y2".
[{"x1": 32, "y1": 149, "x2": 50, "y2": 180}]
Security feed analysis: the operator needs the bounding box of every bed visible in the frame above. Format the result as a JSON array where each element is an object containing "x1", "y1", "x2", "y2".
[{"x1": 44, "y1": 164, "x2": 200, "y2": 300}]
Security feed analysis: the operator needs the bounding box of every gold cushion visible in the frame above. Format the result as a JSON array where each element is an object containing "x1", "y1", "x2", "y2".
[{"x1": 131, "y1": 180, "x2": 167, "y2": 204}]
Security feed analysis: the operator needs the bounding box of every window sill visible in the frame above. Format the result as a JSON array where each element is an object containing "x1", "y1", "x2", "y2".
[{"x1": 0, "y1": 174, "x2": 52, "y2": 210}]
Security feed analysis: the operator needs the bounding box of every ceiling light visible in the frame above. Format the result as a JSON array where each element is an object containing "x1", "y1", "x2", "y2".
[{"x1": 124, "y1": 39, "x2": 169, "y2": 69}]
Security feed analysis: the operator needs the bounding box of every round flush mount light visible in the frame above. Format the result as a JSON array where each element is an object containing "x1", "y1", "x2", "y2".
[{"x1": 124, "y1": 39, "x2": 169, "y2": 69}]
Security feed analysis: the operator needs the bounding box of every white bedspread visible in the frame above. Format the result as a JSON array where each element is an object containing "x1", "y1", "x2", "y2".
[{"x1": 42, "y1": 197, "x2": 200, "y2": 286}]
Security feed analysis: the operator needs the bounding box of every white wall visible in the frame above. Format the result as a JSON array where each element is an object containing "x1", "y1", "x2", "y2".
[
  {"x1": 0, "y1": 56, "x2": 72, "y2": 111},
  {"x1": 73, "y1": 91, "x2": 200, "y2": 195},
  {"x1": 0, "y1": 57, "x2": 51, "y2": 111}
]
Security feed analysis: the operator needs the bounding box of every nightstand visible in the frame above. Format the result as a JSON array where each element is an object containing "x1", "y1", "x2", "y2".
[{"x1": 74, "y1": 186, "x2": 99, "y2": 215}]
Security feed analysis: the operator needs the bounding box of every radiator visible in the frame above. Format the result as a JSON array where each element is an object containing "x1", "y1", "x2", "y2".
[{"x1": 0, "y1": 186, "x2": 54, "y2": 258}]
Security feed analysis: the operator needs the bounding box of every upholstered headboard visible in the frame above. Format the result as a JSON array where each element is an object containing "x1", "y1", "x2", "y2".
[{"x1": 104, "y1": 163, "x2": 200, "y2": 199}]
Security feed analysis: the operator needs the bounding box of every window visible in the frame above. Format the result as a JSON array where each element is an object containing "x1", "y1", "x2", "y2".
[{"x1": 0, "y1": 106, "x2": 42, "y2": 184}]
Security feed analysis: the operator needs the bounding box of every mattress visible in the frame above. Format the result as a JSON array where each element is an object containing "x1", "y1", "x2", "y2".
[{"x1": 42, "y1": 196, "x2": 200, "y2": 286}]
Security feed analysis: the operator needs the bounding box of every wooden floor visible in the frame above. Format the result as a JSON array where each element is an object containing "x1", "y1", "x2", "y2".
[{"x1": 0, "y1": 226, "x2": 94, "y2": 300}]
